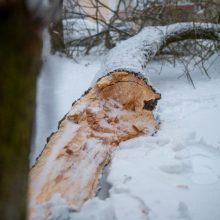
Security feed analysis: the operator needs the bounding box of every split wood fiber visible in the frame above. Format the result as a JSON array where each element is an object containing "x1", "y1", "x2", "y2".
[{"x1": 29, "y1": 71, "x2": 161, "y2": 219}]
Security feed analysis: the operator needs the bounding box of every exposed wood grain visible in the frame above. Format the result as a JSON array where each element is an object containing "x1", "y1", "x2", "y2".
[{"x1": 29, "y1": 71, "x2": 160, "y2": 219}]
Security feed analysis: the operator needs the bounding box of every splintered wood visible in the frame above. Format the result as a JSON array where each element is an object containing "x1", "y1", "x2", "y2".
[{"x1": 29, "y1": 71, "x2": 161, "y2": 218}]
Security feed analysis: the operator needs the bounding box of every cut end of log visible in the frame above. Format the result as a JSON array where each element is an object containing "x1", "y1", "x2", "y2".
[
  {"x1": 28, "y1": 71, "x2": 160, "y2": 219},
  {"x1": 97, "y1": 71, "x2": 160, "y2": 110}
]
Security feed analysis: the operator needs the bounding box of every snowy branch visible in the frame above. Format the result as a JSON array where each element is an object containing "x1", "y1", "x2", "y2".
[{"x1": 98, "y1": 22, "x2": 220, "y2": 80}]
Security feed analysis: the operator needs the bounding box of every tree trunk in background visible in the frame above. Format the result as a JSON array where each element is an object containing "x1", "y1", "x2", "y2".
[
  {"x1": 0, "y1": 1, "x2": 42, "y2": 219},
  {"x1": 49, "y1": 0, "x2": 65, "y2": 53}
]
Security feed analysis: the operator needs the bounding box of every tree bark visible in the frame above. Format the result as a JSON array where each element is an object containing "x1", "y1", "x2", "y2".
[
  {"x1": 0, "y1": 1, "x2": 42, "y2": 219},
  {"x1": 49, "y1": 0, "x2": 65, "y2": 54}
]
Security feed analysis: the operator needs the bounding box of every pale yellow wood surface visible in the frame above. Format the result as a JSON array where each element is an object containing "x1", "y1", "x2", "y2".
[{"x1": 29, "y1": 72, "x2": 160, "y2": 219}]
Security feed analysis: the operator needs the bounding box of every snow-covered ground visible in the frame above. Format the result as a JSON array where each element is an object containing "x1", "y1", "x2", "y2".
[{"x1": 31, "y1": 53, "x2": 220, "y2": 220}]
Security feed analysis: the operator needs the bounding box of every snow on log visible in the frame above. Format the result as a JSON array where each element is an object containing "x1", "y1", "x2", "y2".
[
  {"x1": 29, "y1": 22, "x2": 220, "y2": 219},
  {"x1": 94, "y1": 22, "x2": 220, "y2": 79}
]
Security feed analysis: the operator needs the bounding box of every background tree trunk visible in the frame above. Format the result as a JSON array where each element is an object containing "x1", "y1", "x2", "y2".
[
  {"x1": 0, "y1": 1, "x2": 42, "y2": 219},
  {"x1": 49, "y1": 0, "x2": 65, "y2": 54}
]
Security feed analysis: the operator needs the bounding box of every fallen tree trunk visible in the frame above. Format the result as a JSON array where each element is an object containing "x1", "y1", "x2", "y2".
[
  {"x1": 100, "y1": 22, "x2": 220, "y2": 76},
  {"x1": 29, "y1": 71, "x2": 160, "y2": 219},
  {"x1": 29, "y1": 22, "x2": 220, "y2": 219}
]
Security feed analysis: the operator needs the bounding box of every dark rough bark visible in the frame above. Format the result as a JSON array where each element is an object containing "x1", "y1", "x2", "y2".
[
  {"x1": 0, "y1": 1, "x2": 42, "y2": 219},
  {"x1": 49, "y1": 0, "x2": 65, "y2": 53}
]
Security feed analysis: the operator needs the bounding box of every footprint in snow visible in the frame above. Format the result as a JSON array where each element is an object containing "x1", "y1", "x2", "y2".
[
  {"x1": 189, "y1": 143, "x2": 220, "y2": 185},
  {"x1": 160, "y1": 163, "x2": 192, "y2": 175},
  {"x1": 178, "y1": 202, "x2": 191, "y2": 220}
]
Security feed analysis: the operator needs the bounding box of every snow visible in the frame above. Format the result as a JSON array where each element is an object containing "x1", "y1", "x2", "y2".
[
  {"x1": 30, "y1": 121, "x2": 80, "y2": 204},
  {"x1": 31, "y1": 51, "x2": 220, "y2": 220}
]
